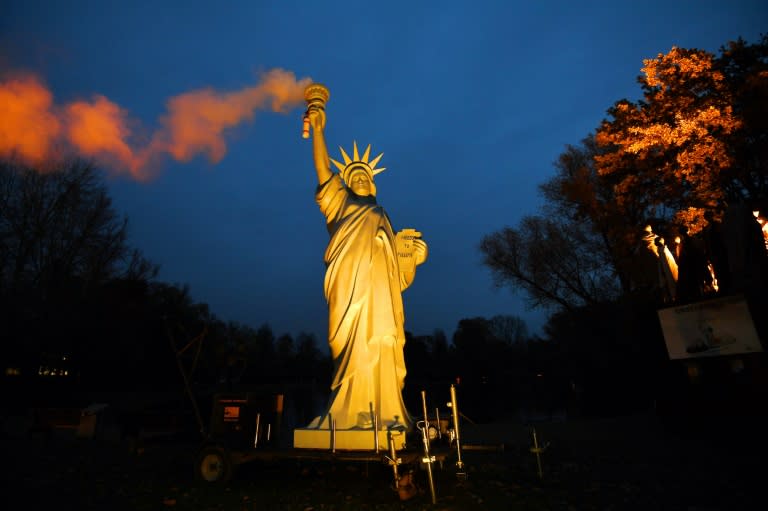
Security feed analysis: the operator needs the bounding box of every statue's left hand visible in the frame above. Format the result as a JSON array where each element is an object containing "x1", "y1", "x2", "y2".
[{"x1": 412, "y1": 238, "x2": 428, "y2": 266}]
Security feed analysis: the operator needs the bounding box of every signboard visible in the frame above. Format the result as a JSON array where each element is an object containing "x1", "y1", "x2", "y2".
[
  {"x1": 223, "y1": 406, "x2": 241, "y2": 422},
  {"x1": 396, "y1": 228, "x2": 422, "y2": 274},
  {"x1": 657, "y1": 295, "x2": 763, "y2": 359}
]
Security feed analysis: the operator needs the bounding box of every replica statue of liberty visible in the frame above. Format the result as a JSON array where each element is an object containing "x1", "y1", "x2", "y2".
[{"x1": 297, "y1": 84, "x2": 427, "y2": 446}]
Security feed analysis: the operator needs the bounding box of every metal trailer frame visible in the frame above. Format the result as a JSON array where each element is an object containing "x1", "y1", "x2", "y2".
[{"x1": 192, "y1": 384, "x2": 470, "y2": 494}]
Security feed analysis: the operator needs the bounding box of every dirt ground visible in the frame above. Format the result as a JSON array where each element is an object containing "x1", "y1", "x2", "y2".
[{"x1": 2, "y1": 411, "x2": 763, "y2": 510}]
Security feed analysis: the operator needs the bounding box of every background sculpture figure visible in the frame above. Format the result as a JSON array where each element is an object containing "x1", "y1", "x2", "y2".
[{"x1": 304, "y1": 86, "x2": 427, "y2": 432}]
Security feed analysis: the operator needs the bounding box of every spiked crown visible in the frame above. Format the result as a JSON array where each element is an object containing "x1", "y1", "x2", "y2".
[{"x1": 330, "y1": 141, "x2": 386, "y2": 186}]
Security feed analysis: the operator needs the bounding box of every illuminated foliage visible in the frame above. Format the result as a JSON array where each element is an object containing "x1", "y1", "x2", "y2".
[
  {"x1": 481, "y1": 36, "x2": 767, "y2": 314},
  {"x1": 595, "y1": 36, "x2": 768, "y2": 234}
]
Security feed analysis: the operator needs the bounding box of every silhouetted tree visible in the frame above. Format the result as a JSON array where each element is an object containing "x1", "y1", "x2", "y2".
[
  {"x1": 428, "y1": 329, "x2": 451, "y2": 380},
  {"x1": 275, "y1": 333, "x2": 295, "y2": 379},
  {"x1": 480, "y1": 211, "x2": 621, "y2": 312},
  {"x1": 488, "y1": 314, "x2": 529, "y2": 344},
  {"x1": 449, "y1": 317, "x2": 530, "y2": 420},
  {"x1": 403, "y1": 332, "x2": 431, "y2": 380},
  {"x1": 0, "y1": 158, "x2": 159, "y2": 394},
  {"x1": 0, "y1": 158, "x2": 156, "y2": 296},
  {"x1": 295, "y1": 332, "x2": 327, "y2": 383}
]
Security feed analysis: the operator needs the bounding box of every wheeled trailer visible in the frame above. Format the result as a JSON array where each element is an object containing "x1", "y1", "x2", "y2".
[{"x1": 193, "y1": 385, "x2": 470, "y2": 504}]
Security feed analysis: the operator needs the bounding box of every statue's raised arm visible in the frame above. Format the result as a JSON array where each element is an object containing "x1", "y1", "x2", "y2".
[{"x1": 304, "y1": 84, "x2": 332, "y2": 185}]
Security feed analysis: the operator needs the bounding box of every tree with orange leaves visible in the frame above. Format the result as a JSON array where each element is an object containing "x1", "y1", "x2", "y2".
[
  {"x1": 595, "y1": 36, "x2": 767, "y2": 235},
  {"x1": 481, "y1": 36, "x2": 767, "y2": 315}
]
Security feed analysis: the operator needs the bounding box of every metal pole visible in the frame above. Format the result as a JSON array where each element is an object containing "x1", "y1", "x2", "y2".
[
  {"x1": 532, "y1": 428, "x2": 543, "y2": 479},
  {"x1": 387, "y1": 428, "x2": 400, "y2": 490},
  {"x1": 373, "y1": 410, "x2": 379, "y2": 453},
  {"x1": 421, "y1": 390, "x2": 430, "y2": 448},
  {"x1": 164, "y1": 321, "x2": 206, "y2": 436},
  {"x1": 450, "y1": 384, "x2": 465, "y2": 474},
  {"x1": 330, "y1": 415, "x2": 336, "y2": 453},
  {"x1": 435, "y1": 407, "x2": 442, "y2": 440},
  {"x1": 419, "y1": 421, "x2": 437, "y2": 504},
  {"x1": 254, "y1": 412, "x2": 261, "y2": 448},
  {"x1": 274, "y1": 394, "x2": 284, "y2": 446}
]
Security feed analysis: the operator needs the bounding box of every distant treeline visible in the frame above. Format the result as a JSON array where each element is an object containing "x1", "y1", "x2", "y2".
[{"x1": 0, "y1": 158, "x2": 741, "y2": 422}]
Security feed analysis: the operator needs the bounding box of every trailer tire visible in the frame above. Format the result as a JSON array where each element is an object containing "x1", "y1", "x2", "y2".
[{"x1": 195, "y1": 445, "x2": 233, "y2": 484}]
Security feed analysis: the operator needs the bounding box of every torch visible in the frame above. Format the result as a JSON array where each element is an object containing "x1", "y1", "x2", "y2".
[{"x1": 302, "y1": 83, "x2": 330, "y2": 139}]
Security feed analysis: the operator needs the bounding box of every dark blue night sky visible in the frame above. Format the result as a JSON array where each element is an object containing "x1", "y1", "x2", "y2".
[{"x1": 2, "y1": 1, "x2": 766, "y2": 345}]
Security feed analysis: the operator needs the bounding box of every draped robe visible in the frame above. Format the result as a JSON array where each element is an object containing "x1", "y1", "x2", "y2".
[{"x1": 312, "y1": 174, "x2": 411, "y2": 430}]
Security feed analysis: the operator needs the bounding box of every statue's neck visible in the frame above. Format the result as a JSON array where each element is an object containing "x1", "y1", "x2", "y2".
[{"x1": 349, "y1": 190, "x2": 377, "y2": 205}]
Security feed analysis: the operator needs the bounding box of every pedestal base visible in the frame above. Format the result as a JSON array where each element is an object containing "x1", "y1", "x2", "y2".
[{"x1": 293, "y1": 426, "x2": 407, "y2": 451}]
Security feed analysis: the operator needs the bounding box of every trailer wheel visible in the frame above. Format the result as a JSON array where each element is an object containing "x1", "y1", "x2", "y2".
[{"x1": 195, "y1": 445, "x2": 233, "y2": 484}]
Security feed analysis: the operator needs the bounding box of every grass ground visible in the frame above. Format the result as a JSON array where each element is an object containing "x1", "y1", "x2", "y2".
[{"x1": 2, "y1": 411, "x2": 763, "y2": 510}]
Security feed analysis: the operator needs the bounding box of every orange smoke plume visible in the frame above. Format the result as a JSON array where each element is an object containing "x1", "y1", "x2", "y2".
[
  {"x1": 0, "y1": 69, "x2": 311, "y2": 180},
  {"x1": 0, "y1": 74, "x2": 61, "y2": 163},
  {"x1": 66, "y1": 95, "x2": 139, "y2": 172},
  {"x1": 157, "y1": 69, "x2": 309, "y2": 164}
]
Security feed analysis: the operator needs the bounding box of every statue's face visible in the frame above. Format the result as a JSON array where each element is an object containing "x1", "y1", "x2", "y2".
[{"x1": 348, "y1": 170, "x2": 372, "y2": 196}]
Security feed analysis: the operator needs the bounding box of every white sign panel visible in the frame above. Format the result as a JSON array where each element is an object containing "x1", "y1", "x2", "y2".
[{"x1": 657, "y1": 295, "x2": 763, "y2": 360}]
